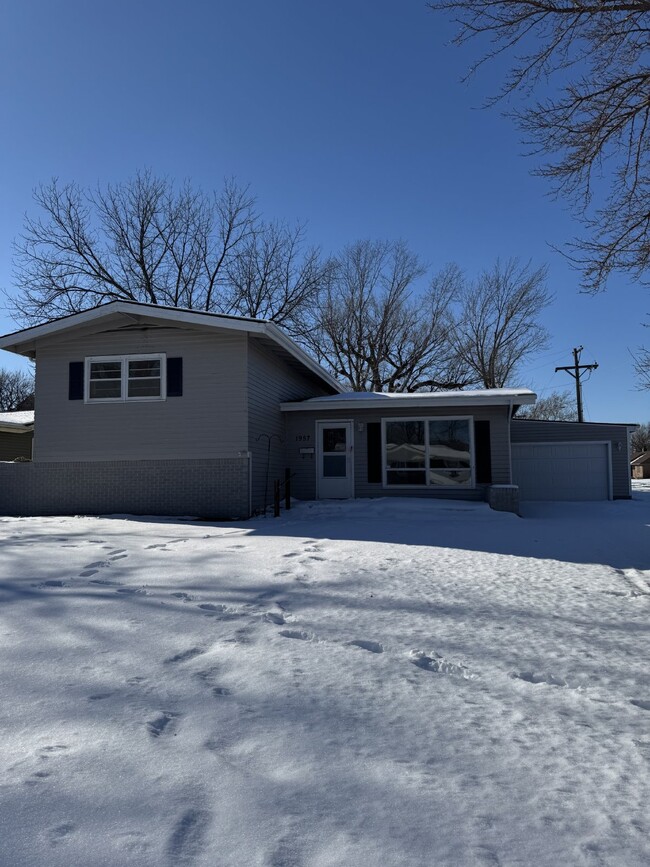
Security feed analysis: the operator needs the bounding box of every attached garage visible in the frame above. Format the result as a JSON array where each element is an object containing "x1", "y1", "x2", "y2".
[
  {"x1": 512, "y1": 442, "x2": 611, "y2": 501},
  {"x1": 510, "y1": 419, "x2": 634, "y2": 501}
]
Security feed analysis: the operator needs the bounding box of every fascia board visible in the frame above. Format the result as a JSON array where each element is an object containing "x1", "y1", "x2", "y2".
[{"x1": 280, "y1": 392, "x2": 537, "y2": 411}]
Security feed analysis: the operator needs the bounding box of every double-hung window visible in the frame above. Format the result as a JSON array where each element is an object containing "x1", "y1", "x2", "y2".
[
  {"x1": 85, "y1": 354, "x2": 166, "y2": 402},
  {"x1": 383, "y1": 417, "x2": 473, "y2": 487}
]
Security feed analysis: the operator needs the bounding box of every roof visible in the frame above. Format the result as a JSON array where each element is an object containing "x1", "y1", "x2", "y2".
[
  {"x1": 0, "y1": 410, "x2": 34, "y2": 433},
  {"x1": 281, "y1": 388, "x2": 537, "y2": 412},
  {"x1": 512, "y1": 418, "x2": 639, "y2": 429},
  {"x1": 0, "y1": 301, "x2": 343, "y2": 394},
  {"x1": 631, "y1": 451, "x2": 650, "y2": 466}
]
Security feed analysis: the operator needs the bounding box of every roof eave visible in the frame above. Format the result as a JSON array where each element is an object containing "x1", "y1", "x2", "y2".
[
  {"x1": 280, "y1": 392, "x2": 537, "y2": 412},
  {"x1": 0, "y1": 301, "x2": 343, "y2": 394}
]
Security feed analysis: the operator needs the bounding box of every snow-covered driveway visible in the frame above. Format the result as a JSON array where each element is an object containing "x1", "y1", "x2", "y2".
[{"x1": 1, "y1": 493, "x2": 649, "y2": 866}]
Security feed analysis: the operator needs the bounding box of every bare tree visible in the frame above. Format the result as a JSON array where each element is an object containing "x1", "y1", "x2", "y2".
[
  {"x1": 0, "y1": 369, "x2": 34, "y2": 412},
  {"x1": 634, "y1": 345, "x2": 650, "y2": 390},
  {"x1": 308, "y1": 242, "x2": 470, "y2": 392},
  {"x1": 516, "y1": 390, "x2": 577, "y2": 420},
  {"x1": 631, "y1": 421, "x2": 650, "y2": 453},
  {"x1": 224, "y1": 221, "x2": 332, "y2": 336},
  {"x1": 427, "y1": 0, "x2": 650, "y2": 292},
  {"x1": 450, "y1": 259, "x2": 551, "y2": 388},
  {"x1": 10, "y1": 172, "x2": 328, "y2": 336}
]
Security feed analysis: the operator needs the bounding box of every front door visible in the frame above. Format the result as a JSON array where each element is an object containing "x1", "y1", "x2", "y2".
[{"x1": 317, "y1": 421, "x2": 354, "y2": 499}]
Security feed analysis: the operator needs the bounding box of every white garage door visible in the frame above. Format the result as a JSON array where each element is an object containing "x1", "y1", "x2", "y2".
[{"x1": 512, "y1": 442, "x2": 610, "y2": 501}]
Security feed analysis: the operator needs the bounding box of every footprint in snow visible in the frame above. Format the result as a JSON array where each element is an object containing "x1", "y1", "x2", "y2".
[
  {"x1": 279, "y1": 629, "x2": 313, "y2": 641},
  {"x1": 32, "y1": 580, "x2": 66, "y2": 588},
  {"x1": 166, "y1": 809, "x2": 212, "y2": 866},
  {"x1": 164, "y1": 647, "x2": 205, "y2": 664},
  {"x1": 511, "y1": 671, "x2": 572, "y2": 688},
  {"x1": 410, "y1": 650, "x2": 474, "y2": 678},
  {"x1": 171, "y1": 592, "x2": 196, "y2": 602},
  {"x1": 147, "y1": 711, "x2": 180, "y2": 738},
  {"x1": 48, "y1": 823, "x2": 76, "y2": 846},
  {"x1": 264, "y1": 611, "x2": 286, "y2": 625},
  {"x1": 348, "y1": 639, "x2": 384, "y2": 654}
]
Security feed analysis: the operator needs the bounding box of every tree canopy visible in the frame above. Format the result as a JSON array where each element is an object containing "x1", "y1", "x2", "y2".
[{"x1": 8, "y1": 173, "x2": 554, "y2": 394}]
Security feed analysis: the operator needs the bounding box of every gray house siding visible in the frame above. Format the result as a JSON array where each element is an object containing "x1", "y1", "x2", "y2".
[
  {"x1": 510, "y1": 419, "x2": 632, "y2": 499},
  {"x1": 247, "y1": 339, "x2": 332, "y2": 513},
  {"x1": 33, "y1": 326, "x2": 248, "y2": 462},
  {"x1": 284, "y1": 404, "x2": 512, "y2": 502},
  {"x1": 0, "y1": 430, "x2": 33, "y2": 461}
]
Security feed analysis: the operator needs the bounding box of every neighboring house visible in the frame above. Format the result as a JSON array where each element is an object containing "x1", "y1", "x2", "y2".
[
  {"x1": 631, "y1": 451, "x2": 650, "y2": 479},
  {"x1": 0, "y1": 411, "x2": 34, "y2": 461},
  {"x1": 0, "y1": 301, "x2": 635, "y2": 517}
]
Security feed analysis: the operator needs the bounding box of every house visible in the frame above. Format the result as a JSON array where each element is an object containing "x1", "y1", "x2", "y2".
[
  {"x1": 0, "y1": 301, "x2": 635, "y2": 518},
  {"x1": 631, "y1": 451, "x2": 650, "y2": 479},
  {"x1": 0, "y1": 411, "x2": 34, "y2": 461}
]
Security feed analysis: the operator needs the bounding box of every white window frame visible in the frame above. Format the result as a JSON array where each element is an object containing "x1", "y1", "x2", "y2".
[
  {"x1": 381, "y1": 416, "x2": 475, "y2": 489},
  {"x1": 84, "y1": 354, "x2": 167, "y2": 403}
]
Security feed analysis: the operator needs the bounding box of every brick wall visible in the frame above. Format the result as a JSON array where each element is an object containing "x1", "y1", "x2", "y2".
[{"x1": 0, "y1": 458, "x2": 250, "y2": 519}]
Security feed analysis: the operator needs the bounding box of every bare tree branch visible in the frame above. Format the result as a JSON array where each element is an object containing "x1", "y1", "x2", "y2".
[
  {"x1": 450, "y1": 258, "x2": 551, "y2": 387},
  {"x1": 427, "y1": 0, "x2": 650, "y2": 291}
]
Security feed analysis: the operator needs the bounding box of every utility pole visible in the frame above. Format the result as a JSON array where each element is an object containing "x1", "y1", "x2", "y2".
[{"x1": 555, "y1": 346, "x2": 598, "y2": 423}]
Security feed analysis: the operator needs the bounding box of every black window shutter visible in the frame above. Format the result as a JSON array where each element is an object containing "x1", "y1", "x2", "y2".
[
  {"x1": 474, "y1": 420, "x2": 492, "y2": 484},
  {"x1": 68, "y1": 362, "x2": 84, "y2": 400},
  {"x1": 367, "y1": 422, "x2": 382, "y2": 483},
  {"x1": 167, "y1": 357, "x2": 183, "y2": 397}
]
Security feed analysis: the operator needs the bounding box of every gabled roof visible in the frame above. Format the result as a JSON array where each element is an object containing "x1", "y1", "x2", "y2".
[
  {"x1": 631, "y1": 451, "x2": 650, "y2": 466},
  {"x1": 0, "y1": 301, "x2": 343, "y2": 393},
  {"x1": 281, "y1": 388, "x2": 537, "y2": 411},
  {"x1": 0, "y1": 410, "x2": 34, "y2": 433}
]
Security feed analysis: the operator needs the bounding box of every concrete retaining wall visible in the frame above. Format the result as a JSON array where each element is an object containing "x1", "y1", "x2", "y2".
[{"x1": 0, "y1": 458, "x2": 250, "y2": 519}]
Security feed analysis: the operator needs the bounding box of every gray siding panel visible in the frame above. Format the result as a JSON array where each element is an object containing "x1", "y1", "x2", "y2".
[
  {"x1": 0, "y1": 431, "x2": 33, "y2": 461},
  {"x1": 510, "y1": 420, "x2": 632, "y2": 498},
  {"x1": 34, "y1": 326, "x2": 248, "y2": 461},
  {"x1": 284, "y1": 405, "x2": 512, "y2": 502},
  {"x1": 247, "y1": 339, "x2": 331, "y2": 513}
]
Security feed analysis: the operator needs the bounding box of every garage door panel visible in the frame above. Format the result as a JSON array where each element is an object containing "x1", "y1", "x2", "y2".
[{"x1": 512, "y1": 443, "x2": 610, "y2": 501}]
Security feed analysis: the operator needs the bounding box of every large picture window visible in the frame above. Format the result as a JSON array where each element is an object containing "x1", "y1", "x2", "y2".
[
  {"x1": 85, "y1": 354, "x2": 165, "y2": 402},
  {"x1": 383, "y1": 417, "x2": 473, "y2": 487}
]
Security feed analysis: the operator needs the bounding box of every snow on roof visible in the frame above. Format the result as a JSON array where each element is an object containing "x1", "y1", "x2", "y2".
[
  {"x1": 281, "y1": 388, "x2": 537, "y2": 411},
  {"x1": 631, "y1": 451, "x2": 650, "y2": 466},
  {"x1": 0, "y1": 410, "x2": 34, "y2": 430}
]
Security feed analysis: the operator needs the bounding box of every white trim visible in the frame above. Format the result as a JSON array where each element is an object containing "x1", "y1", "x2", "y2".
[
  {"x1": 511, "y1": 440, "x2": 613, "y2": 500},
  {"x1": 84, "y1": 353, "x2": 166, "y2": 403},
  {"x1": 381, "y1": 416, "x2": 475, "y2": 490},
  {"x1": 316, "y1": 419, "x2": 355, "y2": 499},
  {"x1": 282, "y1": 389, "x2": 536, "y2": 411},
  {"x1": 0, "y1": 301, "x2": 343, "y2": 393}
]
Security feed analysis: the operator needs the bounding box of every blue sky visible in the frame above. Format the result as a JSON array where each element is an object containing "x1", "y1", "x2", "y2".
[{"x1": 0, "y1": 0, "x2": 646, "y2": 423}]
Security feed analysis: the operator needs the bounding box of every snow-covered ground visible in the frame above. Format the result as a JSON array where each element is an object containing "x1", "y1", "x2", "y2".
[{"x1": 1, "y1": 490, "x2": 649, "y2": 867}]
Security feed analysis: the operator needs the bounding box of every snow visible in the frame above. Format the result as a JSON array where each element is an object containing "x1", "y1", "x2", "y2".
[
  {"x1": 1, "y1": 491, "x2": 649, "y2": 866},
  {"x1": 0, "y1": 411, "x2": 34, "y2": 427}
]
